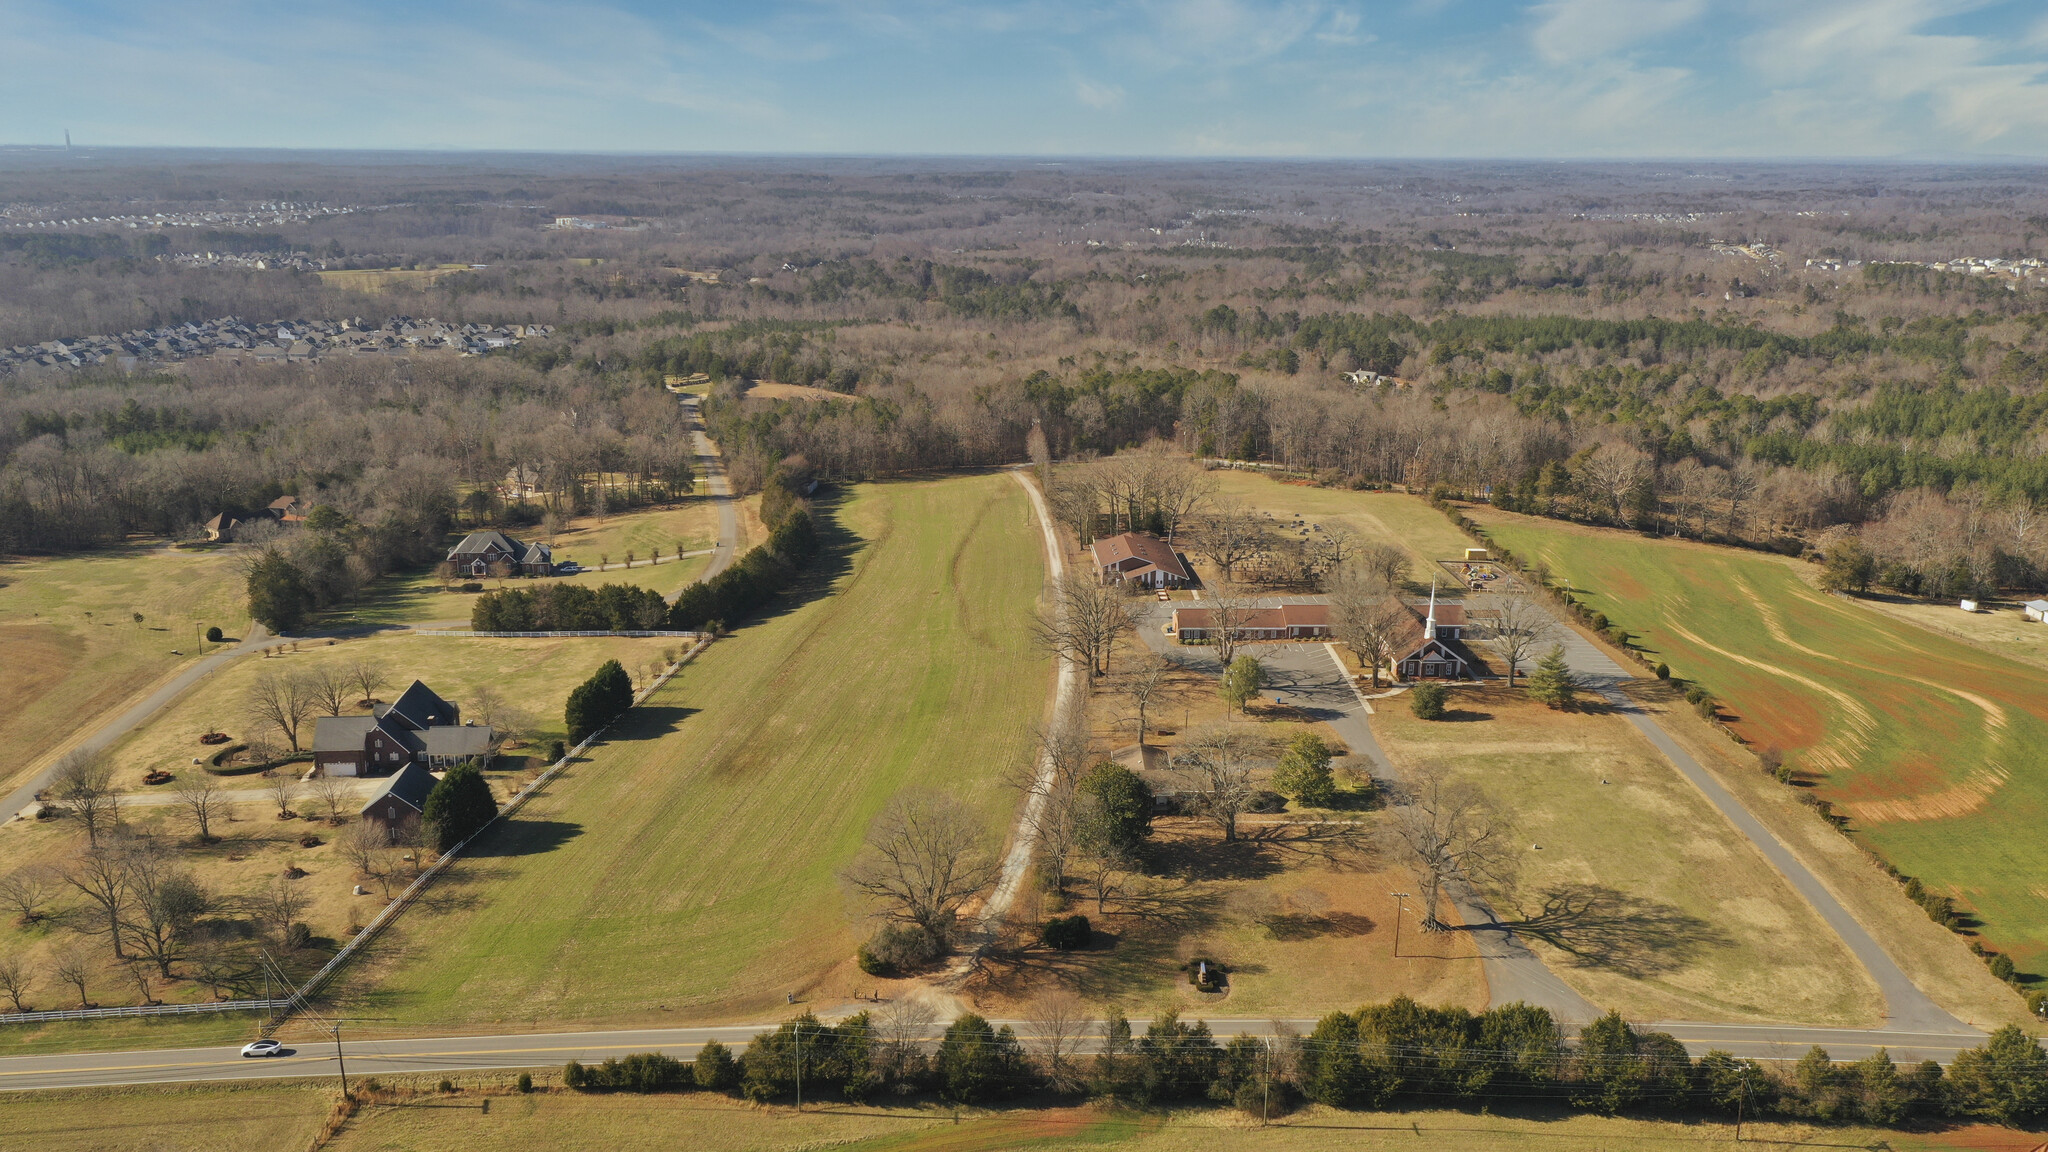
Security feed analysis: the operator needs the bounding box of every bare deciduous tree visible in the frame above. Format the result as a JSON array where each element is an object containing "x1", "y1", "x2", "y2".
[
  {"x1": 254, "y1": 874, "x2": 309, "y2": 943},
  {"x1": 1300, "y1": 525, "x2": 1361, "y2": 589},
  {"x1": 0, "y1": 865, "x2": 57, "y2": 926},
  {"x1": 63, "y1": 847, "x2": 132, "y2": 959},
  {"x1": 267, "y1": 771, "x2": 298, "y2": 820},
  {"x1": 1024, "y1": 990, "x2": 1092, "y2": 1092},
  {"x1": 51, "y1": 946, "x2": 92, "y2": 1008},
  {"x1": 1171, "y1": 725, "x2": 1274, "y2": 843},
  {"x1": 873, "y1": 996, "x2": 939, "y2": 1081},
  {"x1": 246, "y1": 671, "x2": 315, "y2": 753},
  {"x1": 347, "y1": 658, "x2": 390, "y2": 707},
  {"x1": 302, "y1": 665, "x2": 351, "y2": 717},
  {"x1": 172, "y1": 774, "x2": 229, "y2": 844},
  {"x1": 1204, "y1": 589, "x2": 1259, "y2": 669},
  {"x1": 1352, "y1": 541, "x2": 1411, "y2": 592},
  {"x1": 343, "y1": 819, "x2": 382, "y2": 876},
  {"x1": 306, "y1": 773, "x2": 351, "y2": 825},
  {"x1": 0, "y1": 954, "x2": 30, "y2": 1012},
  {"x1": 1033, "y1": 573, "x2": 1135, "y2": 679},
  {"x1": 1488, "y1": 589, "x2": 1557, "y2": 687},
  {"x1": 1327, "y1": 567, "x2": 1410, "y2": 687},
  {"x1": 1014, "y1": 698, "x2": 1093, "y2": 896},
  {"x1": 1576, "y1": 442, "x2": 1652, "y2": 526},
  {"x1": 842, "y1": 792, "x2": 1000, "y2": 946},
  {"x1": 469, "y1": 685, "x2": 506, "y2": 728},
  {"x1": 1190, "y1": 500, "x2": 1266, "y2": 583},
  {"x1": 1388, "y1": 763, "x2": 1514, "y2": 931},
  {"x1": 120, "y1": 840, "x2": 209, "y2": 978},
  {"x1": 1117, "y1": 653, "x2": 1174, "y2": 746},
  {"x1": 52, "y1": 751, "x2": 120, "y2": 847}
]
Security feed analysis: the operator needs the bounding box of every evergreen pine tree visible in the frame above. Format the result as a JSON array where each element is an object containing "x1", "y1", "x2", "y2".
[{"x1": 1526, "y1": 645, "x2": 1581, "y2": 710}]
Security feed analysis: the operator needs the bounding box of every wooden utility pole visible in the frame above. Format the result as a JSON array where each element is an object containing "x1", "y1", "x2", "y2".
[{"x1": 1389, "y1": 891, "x2": 1410, "y2": 958}]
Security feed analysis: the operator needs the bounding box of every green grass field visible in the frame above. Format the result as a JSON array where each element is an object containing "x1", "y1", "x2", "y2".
[
  {"x1": 335, "y1": 473, "x2": 1049, "y2": 1026},
  {"x1": 0, "y1": 542, "x2": 250, "y2": 796},
  {"x1": 1465, "y1": 507, "x2": 2048, "y2": 974}
]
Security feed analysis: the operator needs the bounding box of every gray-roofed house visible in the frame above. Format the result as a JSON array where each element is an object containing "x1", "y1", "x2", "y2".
[
  {"x1": 446, "y1": 529, "x2": 553, "y2": 577},
  {"x1": 361, "y1": 762, "x2": 437, "y2": 843},
  {"x1": 311, "y1": 679, "x2": 494, "y2": 777}
]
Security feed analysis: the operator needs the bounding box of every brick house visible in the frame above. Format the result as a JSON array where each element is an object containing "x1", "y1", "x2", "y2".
[
  {"x1": 1170, "y1": 602, "x2": 1331, "y2": 642},
  {"x1": 360, "y1": 762, "x2": 436, "y2": 843},
  {"x1": 446, "y1": 529, "x2": 553, "y2": 577},
  {"x1": 312, "y1": 680, "x2": 494, "y2": 778},
  {"x1": 1089, "y1": 532, "x2": 1192, "y2": 588}
]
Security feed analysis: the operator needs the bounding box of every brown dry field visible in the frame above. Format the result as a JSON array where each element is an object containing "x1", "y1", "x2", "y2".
[
  {"x1": 746, "y1": 380, "x2": 847, "y2": 401},
  {"x1": 1370, "y1": 680, "x2": 1880, "y2": 1026}
]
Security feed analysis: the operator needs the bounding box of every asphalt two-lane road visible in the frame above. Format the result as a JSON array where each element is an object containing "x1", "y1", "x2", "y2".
[{"x1": 0, "y1": 1020, "x2": 1995, "y2": 1093}]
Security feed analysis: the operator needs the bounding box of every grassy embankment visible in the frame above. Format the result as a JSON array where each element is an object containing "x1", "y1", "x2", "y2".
[
  {"x1": 331, "y1": 473, "x2": 1049, "y2": 1027},
  {"x1": 0, "y1": 543, "x2": 249, "y2": 798},
  {"x1": 4, "y1": 1074, "x2": 2031, "y2": 1147},
  {"x1": 6, "y1": 1079, "x2": 2021, "y2": 1152},
  {"x1": 1204, "y1": 476, "x2": 1881, "y2": 1025},
  {"x1": 1467, "y1": 504, "x2": 2048, "y2": 1017}
]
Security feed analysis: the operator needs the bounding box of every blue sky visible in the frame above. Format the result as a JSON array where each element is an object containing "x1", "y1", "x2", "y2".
[{"x1": 5, "y1": 0, "x2": 2048, "y2": 157}]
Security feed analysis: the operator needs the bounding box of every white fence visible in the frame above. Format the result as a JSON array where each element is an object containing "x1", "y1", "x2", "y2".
[
  {"x1": 414, "y1": 630, "x2": 704, "y2": 639},
  {"x1": 274, "y1": 634, "x2": 713, "y2": 1027},
  {"x1": 1, "y1": 998, "x2": 292, "y2": 1025}
]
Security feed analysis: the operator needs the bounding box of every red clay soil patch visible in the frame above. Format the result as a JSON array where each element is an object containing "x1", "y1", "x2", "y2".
[{"x1": 1892, "y1": 1124, "x2": 2048, "y2": 1152}]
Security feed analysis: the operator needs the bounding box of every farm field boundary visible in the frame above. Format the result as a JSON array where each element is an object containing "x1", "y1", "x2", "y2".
[{"x1": 1462, "y1": 504, "x2": 2048, "y2": 982}]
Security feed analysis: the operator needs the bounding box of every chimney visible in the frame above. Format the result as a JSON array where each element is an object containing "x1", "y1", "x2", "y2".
[{"x1": 1426, "y1": 580, "x2": 1438, "y2": 639}]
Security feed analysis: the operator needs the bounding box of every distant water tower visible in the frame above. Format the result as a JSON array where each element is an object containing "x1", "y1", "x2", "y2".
[{"x1": 64, "y1": 129, "x2": 72, "y2": 148}]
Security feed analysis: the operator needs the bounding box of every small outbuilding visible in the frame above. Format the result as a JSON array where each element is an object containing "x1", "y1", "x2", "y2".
[{"x1": 2025, "y1": 600, "x2": 2048, "y2": 623}]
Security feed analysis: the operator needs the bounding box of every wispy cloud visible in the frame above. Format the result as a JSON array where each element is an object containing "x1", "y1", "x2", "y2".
[{"x1": 1, "y1": 0, "x2": 2047, "y2": 156}]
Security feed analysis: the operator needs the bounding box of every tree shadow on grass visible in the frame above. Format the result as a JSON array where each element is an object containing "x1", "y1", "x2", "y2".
[
  {"x1": 1486, "y1": 883, "x2": 1731, "y2": 978},
  {"x1": 727, "y1": 489, "x2": 862, "y2": 630},
  {"x1": 602, "y1": 704, "x2": 697, "y2": 741},
  {"x1": 1260, "y1": 910, "x2": 1377, "y2": 942},
  {"x1": 467, "y1": 818, "x2": 583, "y2": 858},
  {"x1": 1147, "y1": 836, "x2": 1285, "y2": 883}
]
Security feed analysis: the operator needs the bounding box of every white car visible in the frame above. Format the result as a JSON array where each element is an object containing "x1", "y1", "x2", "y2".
[{"x1": 241, "y1": 1039, "x2": 284, "y2": 1058}]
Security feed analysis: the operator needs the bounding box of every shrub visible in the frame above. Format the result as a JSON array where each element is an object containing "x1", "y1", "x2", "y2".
[
  {"x1": 1990, "y1": 953, "x2": 2017, "y2": 982},
  {"x1": 516, "y1": 1072, "x2": 533, "y2": 1093},
  {"x1": 1684, "y1": 684, "x2": 1710, "y2": 705},
  {"x1": 548, "y1": 739, "x2": 567, "y2": 762},
  {"x1": 1043, "y1": 914, "x2": 1091, "y2": 951},
  {"x1": 859, "y1": 924, "x2": 938, "y2": 974},
  {"x1": 935, "y1": 1014, "x2": 1029, "y2": 1104},
  {"x1": 1695, "y1": 697, "x2": 1718, "y2": 721},
  {"x1": 1408, "y1": 682, "x2": 1448, "y2": 720},
  {"x1": 562, "y1": 1061, "x2": 587, "y2": 1088},
  {"x1": 1654, "y1": 662, "x2": 1669, "y2": 679},
  {"x1": 1589, "y1": 612, "x2": 1609, "y2": 632},
  {"x1": 569, "y1": 1052, "x2": 688, "y2": 1093},
  {"x1": 460, "y1": 581, "x2": 484, "y2": 593},
  {"x1": 1774, "y1": 764, "x2": 1795, "y2": 784},
  {"x1": 694, "y1": 1040, "x2": 740, "y2": 1090},
  {"x1": 1077, "y1": 761, "x2": 1153, "y2": 857},
  {"x1": 1273, "y1": 733, "x2": 1336, "y2": 808},
  {"x1": 204, "y1": 625, "x2": 224, "y2": 643},
  {"x1": 439, "y1": 1078, "x2": 456, "y2": 1093},
  {"x1": 284, "y1": 922, "x2": 311, "y2": 949}
]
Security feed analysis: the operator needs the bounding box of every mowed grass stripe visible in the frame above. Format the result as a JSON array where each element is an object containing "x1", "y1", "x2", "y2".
[
  {"x1": 1471, "y1": 509, "x2": 2048, "y2": 971},
  {"x1": 347, "y1": 474, "x2": 1048, "y2": 1025}
]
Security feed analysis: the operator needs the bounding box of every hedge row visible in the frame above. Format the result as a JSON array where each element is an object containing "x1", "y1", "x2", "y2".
[
  {"x1": 471, "y1": 582, "x2": 667, "y2": 632},
  {"x1": 669, "y1": 509, "x2": 820, "y2": 632},
  {"x1": 561, "y1": 1001, "x2": 2048, "y2": 1126}
]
